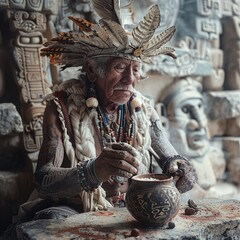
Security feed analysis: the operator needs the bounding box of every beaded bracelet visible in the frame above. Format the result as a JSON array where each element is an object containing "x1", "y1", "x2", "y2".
[
  {"x1": 76, "y1": 160, "x2": 101, "y2": 192},
  {"x1": 161, "y1": 154, "x2": 189, "y2": 173},
  {"x1": 86, "y1": 159, "x2": 102, "y2": 185}
]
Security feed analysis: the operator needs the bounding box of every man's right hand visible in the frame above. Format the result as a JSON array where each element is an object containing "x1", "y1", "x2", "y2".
[{"x1": 94, "y1": 142, "x2": 139, "y2": 182}]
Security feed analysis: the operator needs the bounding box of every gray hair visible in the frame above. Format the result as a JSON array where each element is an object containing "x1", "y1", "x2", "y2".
[{"x1": 85, "y1": 56, "x2": 111, "y2": 78}]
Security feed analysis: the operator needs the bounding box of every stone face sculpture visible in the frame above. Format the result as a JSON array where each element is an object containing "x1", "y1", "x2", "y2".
[
  {"x1": 160, "y1": 78, "x2": 237, "y2": 199},
  {"x1": 161, "y1": 79, "x2": 210, "y2": 157}
]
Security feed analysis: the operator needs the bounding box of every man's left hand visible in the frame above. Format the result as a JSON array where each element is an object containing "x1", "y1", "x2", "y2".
[{"x1": 166, "y1": 159, "x2": 198, "y2": 193}]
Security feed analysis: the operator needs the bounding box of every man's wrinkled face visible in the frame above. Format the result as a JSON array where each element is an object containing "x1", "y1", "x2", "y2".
[{"x1": 94, "y1": 58, "x2": 141, "y2": 106}]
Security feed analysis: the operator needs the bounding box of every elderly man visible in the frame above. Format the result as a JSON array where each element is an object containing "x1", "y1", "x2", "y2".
[{"x1": 7, "y1": 3, "x2": 197, "y2": 235}]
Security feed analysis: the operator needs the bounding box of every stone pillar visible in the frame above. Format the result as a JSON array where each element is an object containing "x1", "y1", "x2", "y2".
[{"x1": 5, "y1": 1, "x2": 53, "y2": 168}]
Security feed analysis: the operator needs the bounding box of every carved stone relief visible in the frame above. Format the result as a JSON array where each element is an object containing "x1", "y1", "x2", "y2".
[
  {"x1": 160, "y1": 79, "x2": 210, "y2": 158},
  {"x1": 0, "y1": 0, "x2": 95, "y2": 163},
  {"x1": 6, "y1": 9, "x2": 52, "y2": 156},
  {"x1": 150, "y1": 0, "x2": 240, "y2": 199},
  {"x1": 0, "y1": 0, "x2": 58, "y2": 12},
  {"x1": 159, "y1": 79, "x2": 238, "y2": 199}
]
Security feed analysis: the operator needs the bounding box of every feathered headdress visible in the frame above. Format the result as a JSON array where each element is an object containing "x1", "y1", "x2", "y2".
[{"x1": 40, "y1": 0, "x2": 176, "y2": 69}]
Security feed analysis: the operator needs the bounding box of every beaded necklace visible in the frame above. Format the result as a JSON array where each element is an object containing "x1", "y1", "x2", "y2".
[
  {"x1": 85, "y1": 79, "x2": 135, "y2": 146},
  {"x1": 95, "y1": 103, "x2": 136, "y2": 207},
  {"x1": 96, "y1": 103, "x2": 135, "y2": 146}
]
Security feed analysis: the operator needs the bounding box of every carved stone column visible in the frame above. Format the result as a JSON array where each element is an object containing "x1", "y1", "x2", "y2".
[{"x1": 6, "y1": 6, "x2": 52, "y2": 167}]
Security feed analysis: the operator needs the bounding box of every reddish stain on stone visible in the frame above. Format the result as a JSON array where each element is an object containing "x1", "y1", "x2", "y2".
[
  {"x1": 222, "y1": 205, "x2": 239, "y2": 213},
  {"x1": 94, "y1": 211, "x2": 114, "y2": 216},
  {"x1": 57, "y1": 225, "x2": 114, "y2": 239}
]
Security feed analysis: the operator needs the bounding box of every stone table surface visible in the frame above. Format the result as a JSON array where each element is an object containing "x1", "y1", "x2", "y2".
[{"x1": 17, "y1": 198, "x2": 240, "y2": 240}]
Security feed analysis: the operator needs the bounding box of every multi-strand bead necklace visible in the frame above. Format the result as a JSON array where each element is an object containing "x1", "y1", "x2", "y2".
[
  {"x1": 96, "y1": 103, "x2": 135, "y2": 146},
  {"x1": 85, "y1": 79, "x2": 140, "y2": 147}
]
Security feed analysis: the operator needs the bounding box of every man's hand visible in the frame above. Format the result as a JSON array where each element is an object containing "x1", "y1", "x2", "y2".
[
  {"x1": 94, "y1": 142, "x2": 140, "y2": 182},
  {"x1": 166, "y1": 159, "x2": 198, "y2": 193}
]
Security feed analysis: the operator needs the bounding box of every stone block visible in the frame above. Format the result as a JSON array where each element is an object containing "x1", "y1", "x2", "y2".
[
  {"x1": 203, "y1": 90, "x2": 240, "y2": 120},
  {"x1": 17, "y1": 199, "x2": 240, "y2": 239},
  {"x1": 225, "y1": 116, "x2": 240, "y2": 137},
  {"x1": 221, "y1": 137, "x2": 240, "y2": 185},
  {"x1": 0, "y1": 103, "x2": 23, "y2": 136}
]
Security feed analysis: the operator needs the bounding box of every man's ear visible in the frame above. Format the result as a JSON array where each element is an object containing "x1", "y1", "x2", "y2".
[{"x1": 85, "y1": 59, "x2": 96, "y2": 82}]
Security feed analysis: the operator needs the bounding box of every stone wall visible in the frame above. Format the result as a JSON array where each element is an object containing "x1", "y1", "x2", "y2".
[{"x1": 0, "y1": 0, "x2": 239, "y2": 232}]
